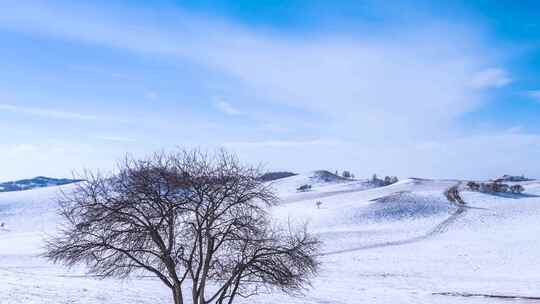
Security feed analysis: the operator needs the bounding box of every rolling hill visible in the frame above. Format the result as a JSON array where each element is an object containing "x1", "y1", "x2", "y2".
[
  {"x1": 1, "y1": 172, "x2": 539, "y2": 303},
  {"x1": 0, "y1": 176, "x2": 82, "y2": 193}
]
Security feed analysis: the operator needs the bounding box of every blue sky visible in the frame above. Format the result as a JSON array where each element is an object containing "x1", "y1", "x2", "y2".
[{"x1": 1, "y1": 0, "x2": 540, "y2": 180}]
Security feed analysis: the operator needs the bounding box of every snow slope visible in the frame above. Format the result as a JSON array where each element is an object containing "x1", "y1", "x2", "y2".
[
  {"x1": 0, "y1": 176, "x2": 81, "y2": 193},
  {"x1": 1, "y1": 173, "x2": 539, "y2": 303}
]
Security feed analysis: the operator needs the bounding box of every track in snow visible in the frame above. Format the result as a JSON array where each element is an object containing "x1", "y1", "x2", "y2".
[
  {"x1": 321, "y1": 207, "x2": 468, "y2": 256},
  {"x1": 434, "y1": 292, "x2": 540, "y2": 301}
]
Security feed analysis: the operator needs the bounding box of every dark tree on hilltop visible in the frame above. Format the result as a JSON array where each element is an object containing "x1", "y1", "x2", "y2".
[
  {"x1": 296, "y1": 184, "x2": 312, "y2": 192},
  {"x1": 44, "y1": 149, "x2": 320, "y2": 304},
  {"x1": 342, "y1": 171, "x2": 352, "y2": 179}
]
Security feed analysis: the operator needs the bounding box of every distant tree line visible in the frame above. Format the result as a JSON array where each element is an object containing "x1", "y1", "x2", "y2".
[
  {"x1": 497, "y1": 174, "x2": 532, "y2": 182},
  {"x1": 370, "y1": 174, "x2": 399, "y2": 187},
  {"x1": 341, "y1": 171, "x2": 354, "y2": 179},
  {"x1": 466, "y1": 180, "x2": 524, "y2": 194},
  {"x1": 332, "y1": 170, "x2": 355, "y2": 179}
]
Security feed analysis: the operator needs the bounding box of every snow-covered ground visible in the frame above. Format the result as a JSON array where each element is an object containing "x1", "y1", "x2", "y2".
[{"x1": 1, "y1": 172, "x2": 539, "y2": 303}]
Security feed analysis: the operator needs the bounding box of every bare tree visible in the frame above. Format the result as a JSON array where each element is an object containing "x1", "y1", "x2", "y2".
[
  {"x1": 44, "y1": 149, "x2": 320, "y2": 304},
  {"x1": 510, "y1": 184, "x2": 525, "y2": 194},
  {"x1": 444, "y1": 183, "x2": 466, "y2": 205},
  {"x1": 383, "y1": 176, "x2": 398, "y2": 186},
  {"x1": 341, "y1": 171, "x2": 352, "y2": 179},
  {"x1": 466, "y1": 181, "x2": 480, "y2": 192}
]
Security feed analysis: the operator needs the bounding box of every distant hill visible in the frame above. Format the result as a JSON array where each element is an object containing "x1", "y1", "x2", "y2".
[
  {"x1": 311, "y1": 170, "x2": 349, "y2": 182},
  {"x1": 494, "y1": 175, "x2": 534, "y2": 182},
  {"x1": 259, "y1": 171, "x2": 298, "y2": 182},
  {"x1": 0, "y1": 176, "x2": 82, "y2": 193}
]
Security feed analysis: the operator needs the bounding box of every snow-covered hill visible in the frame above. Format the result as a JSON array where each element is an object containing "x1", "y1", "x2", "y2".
[
  {"x1": 0, "y1": 176, "x2": 81, "y2": 193},
  {"x1": 1, "y1": 173, "x2": 539, "y2": 303}
]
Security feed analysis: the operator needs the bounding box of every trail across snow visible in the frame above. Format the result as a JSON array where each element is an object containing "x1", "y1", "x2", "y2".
[
  {"x1": 1, "y1": 173, "x2": 540, "y2": 303},
  {"x1": 322, "y1": 207, "x2": 468, "y2": 256}
]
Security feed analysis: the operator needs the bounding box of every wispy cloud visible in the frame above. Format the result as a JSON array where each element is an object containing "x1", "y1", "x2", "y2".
[
  {"x1": 223, "y1": 133, "x2": 540, "y2": 179},
  {"x1": 224, "y1": 139, "x2": 340, "y2": 148},
  {"x1": 525, "y1": 90, "x2": 540, "y2": 102},
  {"x1": 0, "y1": 142, "x2": 128, "y2": 181},
  {"x1": 215, "y1": 101, "x2": 242, "y2": 115},
  {"x1": 95, "y1": 135, "x2": 136, "y2": 143},
  {"x1": 0, "y1": 1, "x2": 533, "y2": 179},
  {"x1": 0, "y1": 1, "x2": 509, "y2": 138},
  {"x1": 68, "y1": 65, "x2": 133, "y2": 80},
  {"x1": 469, "y1": 68, "x2": 512, "y2": 89},
  {"x1": 0, "y1": 103, "x2": 102, "y2": 121}
]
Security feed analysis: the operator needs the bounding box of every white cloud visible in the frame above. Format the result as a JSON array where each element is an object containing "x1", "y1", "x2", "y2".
[
  {"x1": 0, "y1": 142, "x2": 152, "y2": 181},
  {"x1": 0, "y1": 143, "x2": 100, "y2": 181},
  {"x1": 215, "y1": 101, "x2": 242, "y2": 115},
  {"x1": 1, "y1": 1, "x2": 534, "y2": 179},
  {"x1": 0, "y1": 103, "x2": 102, "y2": 121},
  {"x1": 95, "y1": 136, "x2": 136, "y2": 143},
  {"x1": 469, "y1": 68, "x2": 511, "y2": 89},
  {"x1": 226, "y1": 133, "x2": 540, "y2": 180},
  {"x1": 0, "y1": 1, "x2": 505, "y2": 137},
  {"x1": 224, "y1": 139, "x2": 341, "y2": 148}
]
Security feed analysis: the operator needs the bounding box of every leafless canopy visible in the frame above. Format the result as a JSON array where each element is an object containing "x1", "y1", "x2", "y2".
[
  {"x1": 444, "y1": 183, "x2": 465, "y2": 205},
  {"x1": 45, "y1": 149, "x2": 320, "y2": 304}
]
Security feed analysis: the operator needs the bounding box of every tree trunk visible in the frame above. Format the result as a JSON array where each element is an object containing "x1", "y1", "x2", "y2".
[{"x1": 172, "y1": 284, "x2": 183, "y2": 304}]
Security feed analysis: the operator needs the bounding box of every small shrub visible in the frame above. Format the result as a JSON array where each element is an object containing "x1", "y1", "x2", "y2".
[
  {"x1": 297, "y1": 184, "x2": 312, "y2": 192},
  {"x1": 384, "y1": 176, "x2": 399, "y2": 186},
  {"x1": 479, "y1": 181, "x2": 511, "y2": 193},
  {"x1": 510, "y1": 184, "x2": 525, "y2": 194},
  {"x1": 466, "y1": 181, "x2": 480, "y2": 191},
  {"x1": 445, "y1": 184, "x2": 465, "y2": 205}
]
